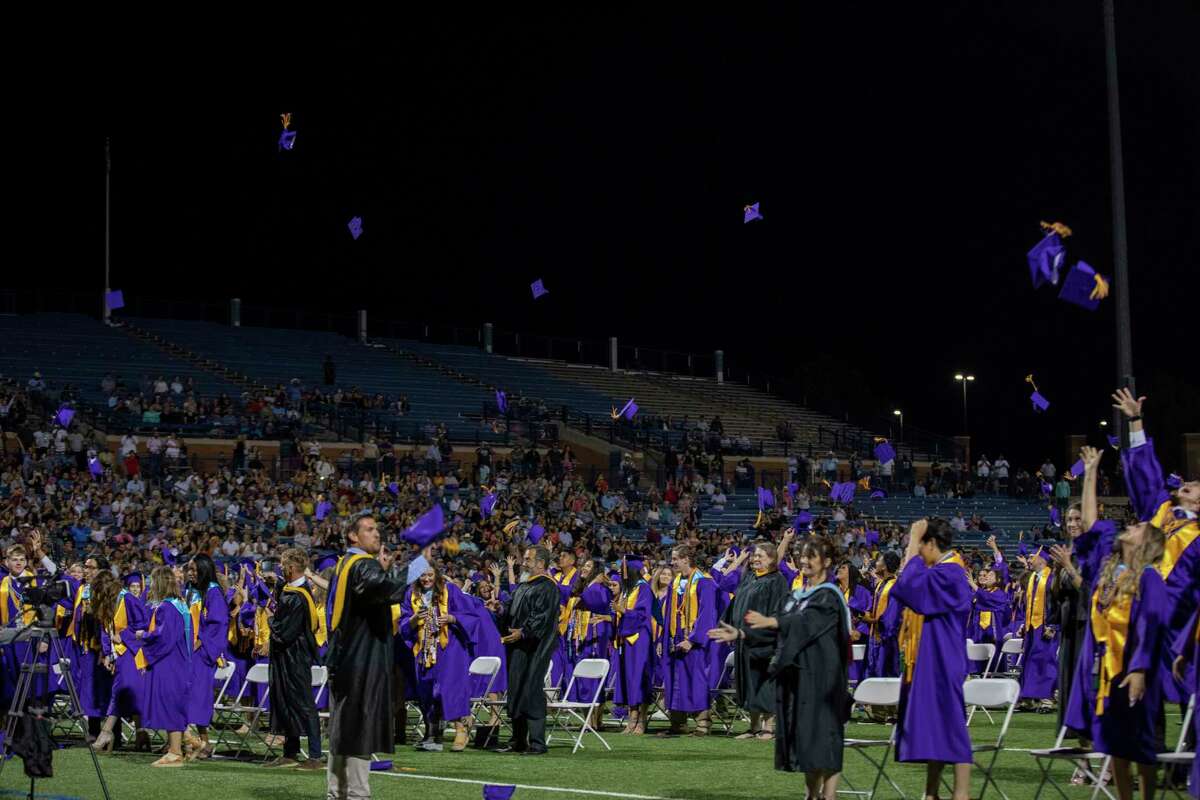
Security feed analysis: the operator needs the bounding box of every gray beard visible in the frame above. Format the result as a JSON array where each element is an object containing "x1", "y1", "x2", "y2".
[{"x1": 519, "y1": 570, "x2": 531, "y2": 583}]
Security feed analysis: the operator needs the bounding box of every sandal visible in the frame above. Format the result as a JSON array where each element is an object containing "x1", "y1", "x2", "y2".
[
  {"x1": 152, "y1": 753, "x2": 185, "y2": 768},
  {"x1": 735, "y1": 731, "x2": 760, "y2": 740}
]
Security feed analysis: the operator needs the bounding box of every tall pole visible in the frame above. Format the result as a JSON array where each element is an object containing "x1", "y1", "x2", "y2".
[
  {"x1": 1103, "y1": 0, "x2": 1135, "y2": 415},
  {"x1": 104, "y1": 138, "x2": 111, "y2": 324},
  {"x1": 961, "y1": 381, "x2": 969, "y2": 435}
]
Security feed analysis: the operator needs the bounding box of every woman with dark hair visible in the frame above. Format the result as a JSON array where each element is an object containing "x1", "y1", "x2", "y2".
[
  {"x1": 137, "y1": 566, "x2": 194, "y2": 767},
  {"x1": 837, "y1": 561, "x2": 874, "y2": 686},
  {"x1": 565, "y1": 557, "x2": 615, "y2": 720},
  {"x1": 64, "y1": 555, "x2": 114, "y2": 739},
  {"x1": 891, "y1": 518, "x2": 974, "y2": 800},
  {"x1": 1047, "y1": 502, "x2": 1093, "y2": 758},
  {"x1": 398, "y1": 559, "x2": 474, "y2": 752},
  {"x1": 865, "y1": 551, "x2": 902, "y2": 679},
  {"x1": 613, "y1": 557, "x2": 654, "y2": 735},
  {"x1": 718, "y1": 535, "x2": 849, "y2": 799},
  {"x1": 91, "y1": 568, "x2": 149, "y2": 752},
  {"x1": 185, "y1": 553, "x2": 229, "y2": 760}
]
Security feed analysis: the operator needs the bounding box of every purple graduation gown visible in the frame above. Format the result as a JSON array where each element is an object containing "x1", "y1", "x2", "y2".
[
  {"x1": 566, "y1": 582, "x2": 614, "y2": 703},
  {"x1": 1171, "y1": 607, "x2": 1199, "y2": 797},
  {"x1": 889, "y1": 554, "x2": 973, "y2": 765},
  {"x1": 845, "y1": 583, "x2": 873, "y2": 683},
  {"x1": 614, "y1": 581, "x2": 654, "y2": 707},
  {"x1": 398, "y1": 582, "x2": 473, "y2": 721},
  {"x1": 104, "y1": 590, "x2": 148, "y2": 718},
  {"x1": 140, "y1": 600, "x2": 193, "y2": 731},
  {"x1": 867, "y1": 577, "x2": 902, "y2": 679},
  {"x1": 461, "y1": 594, "x2": 508, "y2": 696},
  {"x1": 661, "y1": 572, "x2": 716, "y2": 714},
  {"x1": 1019, "y1": 570, "x2": 1059, "y2": 700},
  {"x1": 66, "y1": 580, "x2": 113, "y2": 717},
  {"x1": 551, "y1": 569, "x2": 581, "y2": 689},
  {"x1": 709, "y1": 565, "x2": 741, "y2": 694},
  {"x1": 187, "y1": 584, "x2": 229, "y2": 726},
  {"x1": 969, "y1": 588, "x2": 1012, "y2": 672}
]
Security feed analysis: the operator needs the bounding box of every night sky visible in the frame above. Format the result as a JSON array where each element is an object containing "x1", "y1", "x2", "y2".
[{"x1": 16, "y1": 4, "x2": 1200, "y2": 472}]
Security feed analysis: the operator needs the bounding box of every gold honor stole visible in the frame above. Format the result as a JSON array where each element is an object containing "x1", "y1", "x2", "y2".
[
  {"x1": 668, "y1": 571, "x2": 709, "y2": 639},
  {"x1": 284, "y1": 582, "x2": 328, "y2": 652},
  {"x1": 1090, "y1": 579, "x2": 1135, "y2": 716},
  {"x1": 329, "y1": 553, "x2": 372, "y2": 633},
  {"x1": 791, "y1": 572, "x2": 808, "y2": 592},
  {"x1": 622, "y1": 583, "x2": 647, "y2": 646},
  {"x1": 1024, "y1": 567, "x2": 1051, "y2": 630},
  {"x1": 556, "y1": 568, "x2": 578, "y2": 636},
  {"x1": 112, "y1": 591, "x2": 149, "y2": 670},
  {"x1": 1152, "y1": 501, "x2": 1200, "y2": 581},
  {"x1": 899, "y1": 551, "x2": 967, "y2": 683},
  {"x1": 409, "y1": 585, "x2": 449, "y2": 667},
  {"x1": 870, "y1": 578, "x2": 895, "y2": 641},
  {"x1": 0, "y1": 572, "x2": 38, "y2": 627},
  {"x1": 978, "y1": 590, "x2": 998, "y2": 631},
  {"x1": 65, "y1": 584, "x2": 100, "y2": 652}
]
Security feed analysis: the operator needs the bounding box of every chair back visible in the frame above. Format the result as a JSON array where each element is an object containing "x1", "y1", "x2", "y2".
[
  {"x1": 964, "y1": 678, "x2": 1020, "y2": 747},
  {"x1": 853, "y1": 677, "x2": 900, "y2": 706},
  {"x1": 1000, "y1": 637, "x2": 1023, "y2": 655},
  {"x1": 246, "y1": 662, "x2": 270, "y2": 685},
  {"x1": 852, "y1": 644, "x2": 867, "y2": 662}
]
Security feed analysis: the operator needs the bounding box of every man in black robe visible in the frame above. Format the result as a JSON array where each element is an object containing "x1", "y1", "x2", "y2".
[
  {"x1": 325, "y1": 515, "x2": 408, "y2": 799},
  {"x1": 265, "y1": 548, "x2": 323, "y2": 770},
  {"x1": 490, "y1": 545, "x2": 559, "y2": 755},
  {"x1": 718, "y1": 541, "x2": 790, "y2": 738}
]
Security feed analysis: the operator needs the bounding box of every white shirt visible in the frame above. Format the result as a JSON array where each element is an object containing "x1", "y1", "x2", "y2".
[
  {"x1": 170, "y1": 381, "x2": 183, "y2": 395},
  {"x1": 54, "y1": 429, "x2": 68, "y2": 453},
  {"x1": 34, "y1": 430, "x2": 50, "y2": 448},
  {"x1": 993, "y1": 460, "x2": 1009, "y2": 478},
  {"x1": 121, "y1": 435, "x2": 137, "y2": 456},
  {"x1": 147, "y1": 436, "x2": 163, "y2": 454},
  {"x1": 154, "y1": 380, "x2": 168, "y2": 394},
  {"x1": 221, "y1": 539, "x2": 239, "y2": 556}
]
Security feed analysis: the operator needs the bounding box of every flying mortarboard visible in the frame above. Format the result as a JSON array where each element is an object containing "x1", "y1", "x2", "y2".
[
  {"x1": 794, "y1": 510, "x2": 813, "y2": 530},
  {"x1": 829, "y1": 481, "x2": 855, "y2": 505},
  {"x1": 484, "y1": 786, "x2": 517, "y2": 800},
  {"x1": 88, "y1": 457, "x2": 103, "y2": 477},
  {"x1": 743, "y1": 202, "x2": 763, "y2": 223},
  {"x1": 1166, "y1": 473, "x2": 1183, "y2": 489},
  {"x1": 610, "y1": 398, "x2": 638, "y2": 421},
  {"x1": 1069, "y1": 459, "x2": 1086, "y2": 478},
  {"x1": 1107, "y1": 434, "x2": 1120, "y2": 449},
  {"x1": 1026, "y1": 375, "x2": 1049, "y2": 413},
  {"x1": 865, "y1": 530, "x2": 880, "y2": 546},
  {"x1": 786, "y1": 482, "x2": 799, "y2": 499},
  {"x1": 756, "y1": 487, "x2": 775, "y2": 510},
  {"x1": 530, "y1": 279, "x2": 548, "y2": 300},
  {"x1": 873, "y1": 439, "x2": 896, "y2": 464},
  {"x1": 316, "y1": 501, "x2": 333, "y2": 521},
  {"x1": 279, "y1": 130, "x2": 297, "y2": 151},
  {"x1": 870, "y1": 489, "x2": 887, "y2": 500},
  {"x1": 495, "y1": 390, "x2": 507, "y2": 414},
  {"x1": 527, "y1": 524, "x2": 546, "y2": 545},
  {"x1": 1057, "y1": 260, "x2": 1109, "y2": 311},
  {"x1": 105, "y1": 290, "x2": 125, "y2": 311},
  {"x1": 388, "y1": 482, "x2": 399, "y2": 496},
  {"x1": 480, "y1": 492, "x2": 498, "y2": 519},
  {"x1": 54, "y1": 406, "x2": 75, "y2": 427},
  {"x1": 347, "y1": 216, "x2": 364, "y2": 240},
  {"x1": 503, "y1": 519, "x2": 521, "y2": 536},
  {"x1": 401, "y1": 504, "x2": 446, "y2": 547},
  {"x1": 1049, "y1": 507, "x2": 1061, "y2": 527},
  {"x1": 1027, "y1": 231, "x2": 1067, "y2": 289}
]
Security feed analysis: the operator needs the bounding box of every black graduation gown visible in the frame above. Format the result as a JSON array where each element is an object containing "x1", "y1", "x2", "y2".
[
  {"x1": 499, "y1": 575, "x2": 560, "y2": 722},
  {"x1": 326, "y1": 557, "x2": 408, "y2": 756},
  {"x1": 1050, "y1": 565, "x2": 1088, "y2": 734},
  {"x1": 723, "y1": 570, "x2": 789, "y2": 714},
  {"x1": 268, "y1": 586, "x2": 320, "y2": 738},
  {"x1": 770, "y1": 587, "x2": 850, "y2": 773}
]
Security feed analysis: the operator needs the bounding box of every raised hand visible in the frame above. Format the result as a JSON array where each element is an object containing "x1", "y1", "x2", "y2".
[
  {"x1": 1080, "y1": 446, "x2": 1103, "y2": 472},
  {"x1": 1110, "y1": 388, "x2": 1145, "y2": 419},
  {"x1": 707, "y1": 622, "x2": 739, "y2": 643}
]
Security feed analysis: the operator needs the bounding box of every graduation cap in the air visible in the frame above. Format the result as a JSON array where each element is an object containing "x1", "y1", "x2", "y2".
[
  {"x1": 743, "y1": 202, "x2": 763, "y2": 223},
  {"x1": 484, "y1": 786, "x2": 517, "y2": 800},
  {"x1": 1049, "y1": 507, "x2": 1061, "y2": 527},
  {"x1": 480, "y1": 491, "x2": 498, "y2": 519},
  {"x1": 279, "y1": 130, "x2": 297, "y2": 151},
  {"x1": 88, "y1": 457, "x2": 103, "y2": 477},
  {"x1": 1057, "y1": 260, "x2": 1109, "y2": 311},
  {"x1": 105, "y1": 290, "x2": 125, "y2": 311},
  {"x1": 530, "y1": 279, "x2": 548, "y2": 300},
  {"x1": 610, "y1": 398, "x2": 638, "y2": 421},
  {"x1": 794, "y1": 510, "x2": 813, "y2": 531},
  {"x1": 347, "y1": 216, "x2": 364, "y2": 240},
  {"x1": 870, "y1": 489, "x2": 887, "y2": 500},
  {"x1": 1040, "y1": 480, "x2": 1052, "y2": 497},
  {"x1": 316, "y1": 501, "x2": 333, "y2": 521},
  {"x1": 1166, "y1": 473, "x2": 1184, "y2": 489},
  {"x1": 1026, "y1": 375, "x2": 1049, "y2": 413},
  {"x1": 401, "y1": 504, "x2": 447, "y2": 547},
  {"x1": 873, "y1": 439, "x2": 896, "y2": 464},
  {"x1": 527, "y1": 524, "x2": 546, "y2": 545},
  {"x1": 502, "y1": 519, "x2": 522, "y2": 537},
  {"x1": 756, "y1": 487, "x2": 775, "y2": 510},
  {"x1": 1069, "y1": 459, "x2": 1086, "y2": 478},
  {"x1": 406, "y1": 554, "x2": 431, "y2": 586},
  {"x1": 865, "y1": 530, "x2": 881, "y2": 546},
  {"x1": 388, "y1": 482, "x2": 399, "y2": 496},
  {"x1": 161, "y1": 545, "x2": 177, "y2": 566},
  {"x1": 495, "y1": 390, "x2": 508, "y2": 415},
  {"x1": 1027, "y1": 233, "x2": 1067, "y2": 289},
  {"x1": 829, "y1": 481, "x2": 855, "y2": 505},
  {"x1": 53, "y1": 406, "x2": 75, "y2": 428},
  {"x1": 785, "y1": 482, "x2": 799, "y2": 500}
]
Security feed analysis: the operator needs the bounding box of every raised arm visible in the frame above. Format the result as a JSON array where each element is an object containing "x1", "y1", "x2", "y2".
[
  {"x1": 1113, "y1": 389, "x2": 1169, "y2": 521},
  {"x1": 1080, "y1": 445, "x2": 1102, "y2": 532}
]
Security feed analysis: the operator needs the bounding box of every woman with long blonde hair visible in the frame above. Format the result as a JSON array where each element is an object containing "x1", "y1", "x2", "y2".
[{"x1": 137, "y1": 566, "x2": 194, "y2": 767}]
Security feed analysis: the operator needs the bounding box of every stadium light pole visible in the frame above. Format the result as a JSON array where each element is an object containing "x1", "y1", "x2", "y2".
[
  {"x1": 104, "y1": 137, "x2": 111, "y2": 325},
  {"x1": 954, "y1": 374, "x2": 975, "y2": 435},
  {"x1": 893, "y1": 409, "x2": 904, "y2": 442}
]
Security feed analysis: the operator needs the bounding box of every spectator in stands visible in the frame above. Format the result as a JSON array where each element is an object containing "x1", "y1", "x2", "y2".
[
  {"x1": 1039, "y1": 458, "x2": 1056, "y2": 482},
  {"x1": 822, "y1": 452, "x2": 838, "y2": 482},
  {"x1": 992, "y1": 454, "x2": 1010, "y2": 494},
  {"x1": 322, "y1": 355, "x2": 336, "y2": 386},
  {"x1": 170, "y1": 376, "x2": 183, "y2": 395},
  {"x1": 1054, "y1": 475, "x2": 1071, "y2": 511},
  {"x1": 976, "y1": 455, "x2": 990, "y2": 489},
  {"x1": 913, "y1": 481, "x2": 927, "y2": 498},
  {"x1": 950, "y1": 512, "x2": 967, "y2": 532}
]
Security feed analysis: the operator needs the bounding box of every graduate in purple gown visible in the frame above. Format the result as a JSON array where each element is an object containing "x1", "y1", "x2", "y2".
[
  {"x1": 460, "y1": 573, "x2": 507, "y2": 748},
  {"x1": 1115, "y1": 387, "x2": 1200, "y2": 709},
  {"x1": 614, "y1": 558, "x2": 654, "y2": 734},
  {"x1": 659, "y1": 545, "x2": 716, "y2": 736},
  {"x1": 1017, "y1": 548, "x2": 1059, "y2": 705},
  {"x1": 550, "y1": 550, "x2": 581, "y2": 690},
  {"x1": 890, "y1": 518, "x2": 973, "y2": 800},
  {"x1": 837, "y1": 562, "x2": 874, "y2": 685},
  {"x1": 0, "y1": 546, "x2": 41, "y2": 711},
  {"x1": 865, "y1": 551, "x2": 902, "y2": 679},
  {"x1": 66, "y1": 560, "x2": 115, "y2": 735},
  {"x1": 1063, "y1": 445, "x2": 1170, "y2": 800},
  {"x1": 1169, "y1": 606, "x2": 1199, "y2": 799},
  {"x1": 137, "y1": 566, "x2": 194, "y2": 767},
  {"x1": 398, "y1": 561, "x2": 474, "y2": 752},
  {"x1": 185, "y1": 554, "x2": 229, "y2": 760},
  {"x1": 708, "y1": 549, "x2": 747, "y2": 699},
  {"x1": 649, "y1": 566, "x2": 672, "y2": 694},
  {"x1": 564, "y1": 559, "x2": 615, "y2": 714},
  {"x1": 968, "y1": 551, "x2": 1013, "y2": 673},
  {"x1": 91, "y1": 569, "x2": 149, "y2": 752}
]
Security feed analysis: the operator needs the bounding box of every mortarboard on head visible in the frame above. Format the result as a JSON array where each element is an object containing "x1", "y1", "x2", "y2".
[
  {"x1": 347, "y1": 216, "x2": 364, "y2": 240},
  {"x1": 756, "y1": 487, "x2": 775, "y2": 510},
  {"x1": 315, "y1": 554, "x2": 338, "y2": 572},
  {"x1": 1057, "y1": 260, "x2": 1109, "y2": 311},
  {"x1": 1166, "y1": 473, "x2": 1183, "y2": 490},
  {"x1": 1069, "y1": 459, "x2": 1086, "y2": 478},
  {"x1": 54, "y1": 406, "x2": 75, "y2": 428},
  {"x1": 88, "y1": 457, "x2": 103, "y2": 477},
  {"x1": 530, "y1": 279, "x2": 548, "y2": 300},
  {"x1": 625, "y1": 558, "x2": 644, "y2": 574},
  {"x1": 869, "y1": 489, "x2": 887, "y2": 500},
  {"x1": 406, "y1": 554, "x2": 431, "y2": 586},
  {"x1": 873, "y1": 440, "x2": 896, "y2": 464},
  {"x1": 279, "y1": 130, "x2": 297, "y2": 150},
  {"x1": 480, "y1": 492, "x2": 498, "y2": 519},
  {"x1": 105, "y1": 290, "x2": 125, "y2": 311},
  {"x1": 495, "y1": 390, "x2": 507, "y2": 415},
  {"x1": 527, "y1": 524, "x2": 546, "y2": 545},
  {"x1": 123, "y1": 572, "x2": 143, "y2": 587},
  {"x1": 401, "y1": 504, "x2": 446, "y2": 547},
  {"x1": 484, "y1": 786, "x2": 517, "y2": 800},
  {"x1": 1027, "y1": 230, "x2": 1067, "y2": 289},
  {"x1": 743, "y1": 202, "x2": 763, "y2": 224}
]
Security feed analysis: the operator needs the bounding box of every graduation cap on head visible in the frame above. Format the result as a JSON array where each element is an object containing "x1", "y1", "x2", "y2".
[
  {"x1": 1166, "y1": 473, "x2": 1184, "y2": 490},
  {"x1": 527, "y1": 524, "x2": 546, "y2": 545},
  {"x1": 495, "y1": 390, "x2": 507, "y2": 415},
  {"x1": 1026, "y1": 375, "x2": 1050, "y2": 413},
  {"x1": 873, "y1": 438, "x2": 896, "y2": 464},
  {"x1": 279, "y1": 130, "x2": 297, "y2": 150},
  {"x1": 870, "y1": 489, "x2": 887, "y2": 500},
  {"x1": 347, "y1": 216, "x2": 364, "y2": 241},
  {"x1": 484, "y1": 786, "x2": 517, "y2": 800},
  {"x1": 624, "y1": 557, "x2": 644, "y2": 575},
  {"x1": 406, "y1": 554, "x2": 431, "y2": 586},
  {"x1": 314, "y1": 553, "x2": 338, "y2": 572},
  {"x1": 829, "y1": 481, "x2": 855, "y2": 505},
  {"x1": 1057, "y1": 260, "x2": 1109, "y2": 311},
  {"x1": 105, "y1": 290, "x2": 125, "y2": 311},
  {"x1": 1069, "y1": 459, "x2": 1086, "y2": 478},
  {"x1": 743, "y1": 202, "x2": 763, "y2": 223},
  {"x1": 401, "y1": 504, "x2": 446, "y2": 547},
  {"x1": 530, "y1": 279, "x2": 548, "y2": 300},
  {"x1": 53, "y1": 406, "x2": 75, "y2": 428},
  {"x1": 123, "y1": 572, "x2": 143, "y2": 588},
  {"x1": 756, "y1": 487, "x2": 775, "y2": 510}
]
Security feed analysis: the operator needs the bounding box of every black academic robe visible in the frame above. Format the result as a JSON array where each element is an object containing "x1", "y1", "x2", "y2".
[
  {"x1": 1050, "y1": 565, "x2": 1088, "y2": 734},
  {"x1": 770, "y1": 587, "x2": 850, "y2": 773},
  {"x1": 326, "y1": 558, "x2": 408, "y2": 756},
  {"x1": 724, "y1": 570, "x2": 789, "y2": 714},
  {"x1": 268, "y1": 585, "x2": 320, "y2": 738},
  {"x1": 499, "y1": 575, "x2": 560, "y2": 722}
]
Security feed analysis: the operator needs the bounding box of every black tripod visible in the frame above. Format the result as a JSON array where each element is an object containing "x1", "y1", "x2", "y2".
[{"x1": 0, "y1": 622, "x2": 112, "y2": 800}]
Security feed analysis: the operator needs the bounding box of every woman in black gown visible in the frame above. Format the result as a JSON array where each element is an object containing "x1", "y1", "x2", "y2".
[{"x1": 710, "y1": 535, "x2": 850, "y2": 800}]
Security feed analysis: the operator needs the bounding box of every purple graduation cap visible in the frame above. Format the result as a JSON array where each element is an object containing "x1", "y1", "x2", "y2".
[
  {"x1": 480, "y1": 492, "x2": 498, "y2": 519},
  {"x1": 1030, "y1": 391, "x2": 1050, "y2": 413},
  {"x1": 865, "y1": 530, "x2": 880, "y2": 546},
  {"x1": 530, "y1": 279, "x2": 548, "y2": 300},
  {"x1": 625, "y1": 557, "x2": 644, "y2": 575},
  {"x1": 612, "y1": 398, "x2": 638, "y2": 421},
  {"x1": 1049, "y1": 506, "x2": 1061, "y2": 527},
  {"x1": 1057, "y1": 260, "x2": 1108, "y2": 311},
  {"x1": 54, "y1": 406, "x2": 75, "y2": 428},
  {"x1": 743, "y1": 202, "x2": 763, "y2": 223},
  {"x1": 279, "y1": 130, "x2": 297, "y2": 151},
  {"x1": 388, "y1": 482, "x2": 399, "y2": 496},
  {"x1": 105, "y1": 290, "x2": 125, "y2": 311},
  {"x1": 401, "y1": 504, "x2": 446, "y2": 547},
  {"x1": 1017, "y1": 541, "x2": 1028, "y2": 557},
  {"x1": 756, "y1": 487, "x2": 775, "y2": 510},
  {"x1": 1166, "y1": 473, "x2": 1184, "y2": 489},
  {"x1": 873, "y1": 441, "x2": 896, "y2": 464},
  {"x1": 314, "y1": 554, "x2": 338, "y2": 573},
  {"x1": 161, "y1": 545, "x2": 177, "y2": 566},
  {"x1": 1069, "y1": 459, "x2": 1086, "y2": 478},
  {"x1": 406, "y1": 554, "x2": 431, "y2": 586},
  {"x1": 786, "y1": 482, "x2": 799, "y2": 499},
  {"x1": 794, "y1": 510, "x2": 813, "y2": 530},
  {"x1": 369, "y1": 760, "x2": 392, "y2": 771},
  {"x1": 123, "y1": 572, "x2": 144, "y2": 590},
  {"x1": 1040, "y1": 480, "x2": 1052, "y2": 497},
  {"x1": 830, "y1": 481, "x2": 855, "y2": 505},
  {"x1": 1107, "y1": 434, "x2": 1120, "y2": 449},
  {"x1": 495, "y1": 390, "x2": 508, "y2": 414},
  {"x1": 347, "y1": 216, "x2": 363, "y2": 240},
  {"x1": 869, "y1": 489, "x2": 887, "y2": 500},
  {"x1": 1027, "y1": 232, "x2": 1066, "y2": 289},
  {"x1": 484, "y1": 786, "x2": 517, "y2": 800},
  {"x1": 316, "y1": 501, "x2": 333, "y2": 521},
  {"x1": 88, "y1": 457, "x2": 103, "y2": 477},
  {"x1": 528, "y1": 523, "x2": 546, "y2": 545}
]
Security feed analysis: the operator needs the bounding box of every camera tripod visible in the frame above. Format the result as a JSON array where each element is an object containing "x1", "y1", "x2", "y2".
[{"x1": 0, "y1": 622, "x2": 112, "y2": 800}]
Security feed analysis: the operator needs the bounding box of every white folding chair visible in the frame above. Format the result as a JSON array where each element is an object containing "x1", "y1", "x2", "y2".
[
  {"x1": 48, "y1": 661, "x2": 87, "y2": 739},
  {"x1": 213, "y1": 662, "x2": 273, "y2": 760},
  {"x1": 953, "y1": 679, "x2": 1019, "y2": 800},
  {"x1": 1157, "y1": 693, "x2": 1196, "y2": 799},
  {"x1": 210, "y1": 662, "x2": 240, "y2": 730},
  {"x1": 546, "y1": 658, "x2": 611, "y2": 754},
  {"x1": 311, "y1": 665, "x2": 329, "y2": 706},
  {"x1": 965, "y1": 643, "x2": 998, "y2": 725},
  {"x1": 709, "y1": 650, "x2": 741, "y2": 734},
  {"x1": 840, "y1": 677, "x2": 906, "y2": 800},
  {"x1": 995, "y1": 637, "x2": 1024, "y2": 677},
  {"x1": 468, "y1": 656, "x2": 502, "y2": 724},
  {"x1": 1028, "y1": 724, "x2": 1115, "y2": 800}
]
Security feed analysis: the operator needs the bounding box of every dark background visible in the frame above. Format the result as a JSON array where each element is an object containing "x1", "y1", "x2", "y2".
[{"x1": 12, "y1": 5, "x2": 1200, "y2": 472}]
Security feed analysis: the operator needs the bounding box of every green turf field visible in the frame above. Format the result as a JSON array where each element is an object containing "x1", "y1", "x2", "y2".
[{"x1": 0, "y1": 710, "x2": 1185, "y2": 800}]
